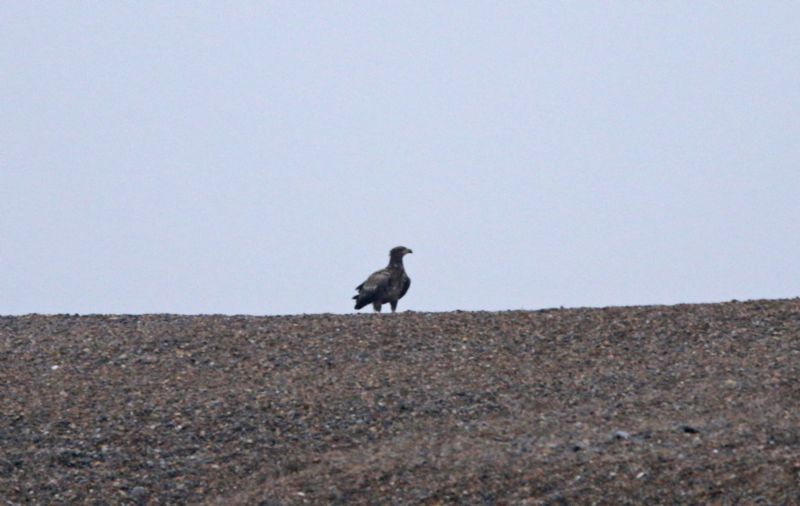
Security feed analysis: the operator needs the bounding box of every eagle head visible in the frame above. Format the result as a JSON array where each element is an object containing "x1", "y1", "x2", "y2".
[
  {"x1": 390, "y1": 246, "x2": 413, "y2": 257},
  {"x1": 389, "y1": 246, "x2": 413, "y2": 264}
]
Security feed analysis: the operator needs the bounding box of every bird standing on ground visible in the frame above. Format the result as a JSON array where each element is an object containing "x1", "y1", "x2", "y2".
[{"x1": 353, "y1": 246, "x2": 412, "y2": 312}]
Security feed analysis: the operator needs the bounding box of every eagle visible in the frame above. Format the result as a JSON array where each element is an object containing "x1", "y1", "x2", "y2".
[{"x1": 353, "y1": 246, "x2": 413, "y2": 312}]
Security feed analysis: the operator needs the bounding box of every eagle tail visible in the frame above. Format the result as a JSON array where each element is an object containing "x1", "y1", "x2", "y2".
[{"x1": 353, "y1": 293, "x2": 371, "y2": 310}]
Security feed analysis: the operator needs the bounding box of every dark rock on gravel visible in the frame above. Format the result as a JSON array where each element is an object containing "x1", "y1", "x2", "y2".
[{"x1": 1, "y1": 299, "x2": 799, "y2": 504}]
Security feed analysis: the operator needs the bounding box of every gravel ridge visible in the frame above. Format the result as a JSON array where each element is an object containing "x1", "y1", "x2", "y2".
[{"x1": 1, "y1": 299, "x2": 799, "y2": 504}]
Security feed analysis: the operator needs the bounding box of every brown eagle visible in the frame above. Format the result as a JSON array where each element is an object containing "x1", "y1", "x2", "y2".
[{"x1": 353, "y1": 246, "x2": 412, "y2": 312}]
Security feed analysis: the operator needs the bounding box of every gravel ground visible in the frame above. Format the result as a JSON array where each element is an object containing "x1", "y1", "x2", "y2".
[{"x1": 1, "y1": 299, "x2": 799, "y2": 505}]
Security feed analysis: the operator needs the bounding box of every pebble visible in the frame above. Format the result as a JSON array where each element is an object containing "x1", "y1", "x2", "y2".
[
  {"x1": 130, "y1": 486, "x2": 148, "y2": 500},
  {"x1": 3, "y1": 300, "x2": 798, "y2": 504}
]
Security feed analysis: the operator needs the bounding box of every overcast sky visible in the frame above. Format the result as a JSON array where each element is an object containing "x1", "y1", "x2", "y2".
[{"x1": 2, "y1": 3, "x2": 799, "y2": 315}]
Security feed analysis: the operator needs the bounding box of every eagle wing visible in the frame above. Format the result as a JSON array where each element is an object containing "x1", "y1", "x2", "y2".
[
  {"x1": 353, "y1": 268, "x2": 392, "y2": 308},
  {"x1": 358, "y1": 268, "x2": 392, "y2": 293}
]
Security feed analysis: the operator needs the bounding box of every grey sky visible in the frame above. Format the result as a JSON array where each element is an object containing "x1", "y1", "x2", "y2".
[{"x1": 2, "y1": 2, "x2": 799, "y2": 315}]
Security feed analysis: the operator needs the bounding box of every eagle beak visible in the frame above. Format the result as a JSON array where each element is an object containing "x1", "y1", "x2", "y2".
[{"x1": 407, "y1": 249, "x2": 413, "y2": 254}]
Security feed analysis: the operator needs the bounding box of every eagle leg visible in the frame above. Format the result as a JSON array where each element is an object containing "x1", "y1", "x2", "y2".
[
  {"x1": 372, "y1": 302, "x2": 382, "y2": 312},
  {"x1": 390, "y1": 300, "x2": 398, "y2": 312}
]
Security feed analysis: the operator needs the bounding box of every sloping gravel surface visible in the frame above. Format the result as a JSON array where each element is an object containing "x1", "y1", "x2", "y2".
[{"x1": 1, "y1": 299, "x2": 799, "y2": 505}]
